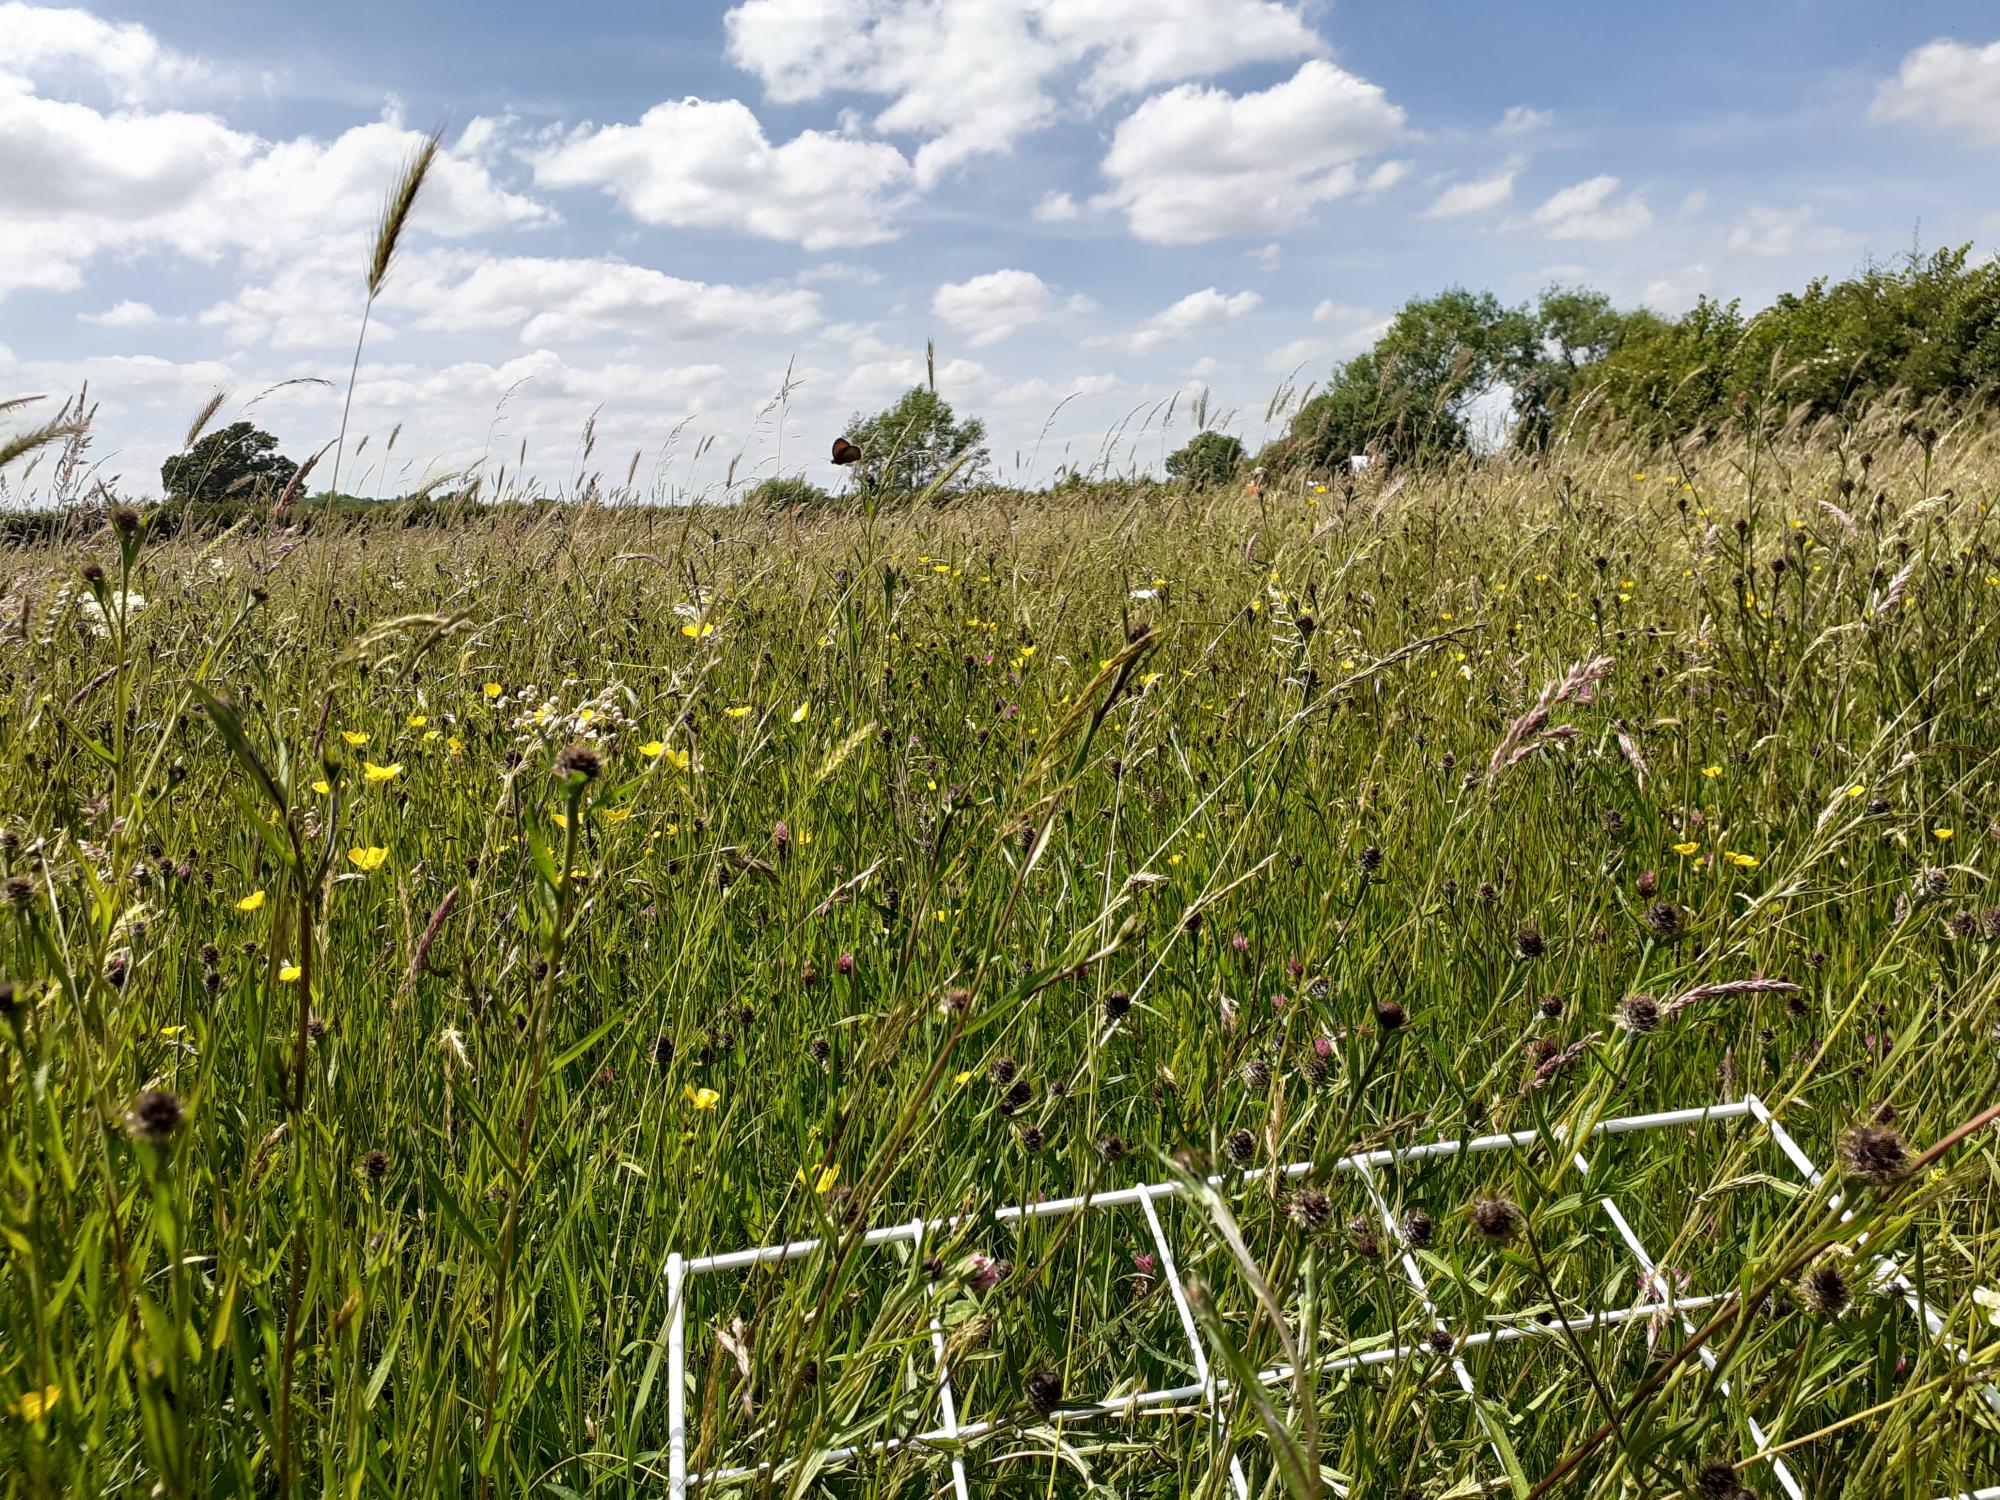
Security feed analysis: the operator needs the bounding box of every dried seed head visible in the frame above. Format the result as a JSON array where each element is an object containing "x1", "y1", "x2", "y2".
[
  {"x1": 1095, "y1": 1132, "x2": 1128, "y2": 1165},
  {"x1": 1401, "y1": 1209, "x2": 1436, "y2": 1249},
  {"x1": 1023, "y1": 1368, "x2": 1064, "y2": 1417},
  {"x1": 1223, "y1": 1128, "x2": 1256, "y2": 1167},
  {"x1": 1467, "y1": 1196, "x2": 1524, "y2": 1246},
  {"x1": 1614, "y1": 994, "x2": 1662, "y2": 1034},
  {"x1": 1837, "y1": 1124, "x2": 1910, "y2": 1188},
  {"x1": 1357, "y1": 845, "x2": 1383, "y2": 875},
  {"x1": 127, "y1": 1088, "x2": 184, "y2": 1144},
  {"x1": 1513, "y1": 925, "x2": 1545, "y2": 959},
  {"x1": 1241, "y1": 1057, "x2": 1272, "y2": 1088},
  {"x1": 988, "y1": 1056, "x2": 1018, "y2": 1087},
  {"x1": 554, "y1": 742, "x2": 602, "y2": 781},
  {"x1": 361, "y1": 1149, "x2": 390, "y2": 1181},
  {"x1": 2, "y1": 874, "x2": 34, "y2": 910},
  {"x1": 1016, "y1": 1124, "x2": 1045, "y2": 1154},
  {"x1": 1287, "y1": 1187, "x2": 1334, "y2": 1231},
  {"x1": 939, "y1": 987, "x2": 973, "y2": 1017},
  {"x1": 1538, "y1": 993, "x2": 1565, "y2": 1019},
  {"x1": 1635, "y1": 868, "x2": 1658, "y2": 898},
  {"x1": 1375, "y1": 1000, "x2": 1407, "y2": 1031},
  {"x1": 1645, "y1": 901, "x2": 1683, "y2": 939},
  {"x1": 1426, "y1": 1327, "x2": 1454, "y2": 1356},
  {"x1": 1799, "y1": 1261, "x2": 1851, "y2": 1316},
  {"x1": 1102, "y1": 989, "x2": 1132, "y2": 1022}
]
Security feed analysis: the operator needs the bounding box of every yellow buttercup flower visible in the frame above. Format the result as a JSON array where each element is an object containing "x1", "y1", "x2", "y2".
[
  {"x1": 796, "y1": 1163, "x2": 839, "y2": 1194},
  {"x1": 1701, "y1": 765, "x2": 1723, "y2": 778},
  {"x1": 348, "y1": 847, "x2": 389, "y2": 872},
  {"x1": 684, "y1": 1084, "x2": 720, "y2": 1110},
  {"x1": 312, "y1": 779, "x2": 332, "y2": 796},
  {"x1": 341, "y1": 729, "x2": 369, "y2": 747},
  {"x1": 278, "y1": 964, "x2": 302, "y2": 983},
  {"x1": 237, "y1": 890, "x2": 267, "y2": 912},
  {"x1": 407, "y1": 714, "x2": 427, "y2": 728},
  {"x1": 639, "y1": 740, "x2": 666, "y2": 757},
  {"x1": 362, "y1": 761, "x2": 403, "y2": 783},
  {"x1": 1672, "y1": 842, "x2": 1700, "y2": 857},
  {"x1": 791, "y1": 702, "x2": 810, "y2": 724},
  {"x1": 1725, "y1": 851, "x2": 1760, "y2": 869},
  {"x1": 1934, "y1": 827, "x2": 1955, "y2": 841},
  {"x1": 483, "y1": 682, "x2": 504, "y2": 699},
  {"x1": 13, "y1": 1385, "x2": 59, "y2": 1421},
  {"x1": 662, "y1": 746, "x2": 692, "y2": 772},
  {"x1": 724, "y1": 705, "x2": 752, "y2": 719},
  {"x1": 681, "y1": 621, "x2": 715, "y2": 639}
]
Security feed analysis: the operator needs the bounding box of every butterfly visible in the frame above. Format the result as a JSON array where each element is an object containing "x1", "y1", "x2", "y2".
[{"x1": 830, "y1": 437, "x2": 862, "y2": 466}]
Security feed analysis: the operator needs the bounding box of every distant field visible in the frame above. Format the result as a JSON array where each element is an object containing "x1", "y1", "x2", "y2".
[{"x1": 2, "y1": 419, "x2": 1998, "y2": 1498}]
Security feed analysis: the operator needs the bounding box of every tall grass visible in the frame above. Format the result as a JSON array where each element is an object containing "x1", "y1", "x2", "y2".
[{"x1": 1, "y1": 403, "x2": 1998, "y2": 1499}]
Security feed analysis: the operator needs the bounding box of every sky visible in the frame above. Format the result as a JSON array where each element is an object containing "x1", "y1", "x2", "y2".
[{"x1": 1, "y1": 0, "x2": 1997, "y2": 500}]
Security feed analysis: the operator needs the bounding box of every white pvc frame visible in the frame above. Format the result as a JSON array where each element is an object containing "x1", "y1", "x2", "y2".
[{"x1": 662, "y1": 1094, "x2": 1999, "y2": 1499}]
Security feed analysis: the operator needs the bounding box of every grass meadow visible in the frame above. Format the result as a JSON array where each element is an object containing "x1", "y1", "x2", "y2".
[{"x1": 3, "y1": 408, "x2": 2000, "y2": 1499}]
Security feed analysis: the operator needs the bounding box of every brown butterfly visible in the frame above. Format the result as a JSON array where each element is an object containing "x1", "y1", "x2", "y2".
[{"x1": 830, "y1": 437, "x2": 862, "y2": 466}]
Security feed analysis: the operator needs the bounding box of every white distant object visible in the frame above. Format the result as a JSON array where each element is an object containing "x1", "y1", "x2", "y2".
[{"x1": 1348, "y1": 454, "x2": 1372, "y2": 473}]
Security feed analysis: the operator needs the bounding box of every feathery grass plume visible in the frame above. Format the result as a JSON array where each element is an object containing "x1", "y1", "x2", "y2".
[
  {"x1": 183, "y1": 388, "x2": 229, "y2": 450},
  {"x1": 334, "y1": 125, "x2": 444, "y2": 496},
  {"x1": 1658, "y1": 976, "x2": 1800, "y2": 1020},
  {"x1": 0, "y1": 417, "x2": 83, "y2": 472}
]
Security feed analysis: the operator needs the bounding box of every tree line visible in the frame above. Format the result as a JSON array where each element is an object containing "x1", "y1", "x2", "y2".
[{"x1": 132, "y1": 243, "x2": 2000, "y2": 518}]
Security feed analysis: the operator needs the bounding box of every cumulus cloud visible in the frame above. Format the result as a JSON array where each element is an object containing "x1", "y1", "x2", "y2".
[
  {"x1": 1494, "y1": 104, "x2": 1551, "y2": 137},
  {"x1": 722, "y1": 0, "x2": 1323, "y2": 184},
  {"x1": 1263, "y1": 336, "x2": 1330, "y2": 371},
  {"x1": 1098, "y1": 59, "x2": 1406, "y2": 243},
  {"x1": 0, "y1": 63, "x2": 549, "y2": 300},
  {"x1": 1871, "y1": 38, "x2": 2000, "y2": 145},
  {"x1": 932, "y1": 268, "x2": 1090, "y2": 345},
  {"x1": 1090, "y1": 287, "x2": 1260, "y2": 352},
  {"x1": 1423, "y1": 165, "x2": 1517, "y2": 218},
  {"x1": 203, "y1": 248, "x2": 822, "y2": 349},
  {"x1": 0, "y1": 1, "x2": 212, "y2": 102},
  {"x1": 1032, "y1": 190, "x2": 1081, "y2": 222},
  {"x1": 1523, "y1": 174, "x2": 1652, "y2": 241},
  {"x1": 80, "y1": 299, "x2": 158, "y2": 328},
  {"x1": 1724, "y1": 203, "x2": 1859, "y2": 259},
  {"x1": 533, "y1": 97, "x2": 914, "y2": 249}
]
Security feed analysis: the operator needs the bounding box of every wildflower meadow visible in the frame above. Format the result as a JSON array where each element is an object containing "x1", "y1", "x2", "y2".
[{"x1": 3, "y1": 400, "x2": 1999, "y2": 1498}]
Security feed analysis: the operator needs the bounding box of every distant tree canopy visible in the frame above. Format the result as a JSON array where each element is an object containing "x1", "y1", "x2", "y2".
[
  {"x1": 747, "y1": 474, "x2": 831, "y2": 513},
  {"x1": 160, "y1": 422, "x2": 298, "y2": 504},
  {"x1": 1263, "y1": 246, "x2": 2000, "y2": 471},
  {"x1": 1165, "y1": 430, "x2": 1247, "y2": 489},
  {"x1": 841, "y1": 386, "x2": 989, "y2": 497}
]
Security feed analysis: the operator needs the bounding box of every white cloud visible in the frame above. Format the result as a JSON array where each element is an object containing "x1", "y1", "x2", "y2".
[
  {"x1": 204, "y1": 248, "x2": 822, "y2": 350},
  {"x1": 1263, "y1": 336, "x2": 1330, "y2": 371},
  {"x1": 1871, "y1": 38, "x2": 2000, "y2": 145},
  {"x1": 798, "y1": 261, "x2": 882, "y2": 286},
  {"x1": 1641, "y1": 263, "x2": 1711, "y2": 314},
  {"x1": 1090, "y1": 286, "x2": 1260, "y2": 352},
  {"x1": 0, "y1": 69, "x2": 549, "y2": 299},
  {"x1": 1247, "y1": 241, "x2": 1282, "y2": 271},
  {"x1": 80, "y1": 299, "x2": 158, "y2": 328},
  {"x1": 1523, "y1": 174, "x2": 1652, "y2": 241},
  {"x1": 1423, "y1": 165, "x2": 1516, "y2": 218},
  {"x1": 533, "y1": 97, "x2": 914, "y2": 249},
  {"x1": 1724, "y1": 203, "x2": 1859, "y2": 259},
  {"x1": 1099, "y1": 59, "x2": 1406, "y2": 243},
  {"x1": 722, "y1": 0, "x2": 1323, "y2": 184},
  {"x1": 932, "y1": 268, "x2": 1075, "y2": 345},
  {"x1": 1678, "y1": 189, "x2": 1708, "y2": 216},
  {"x1": 1312, "y1": 299, "x2": 1368, "y2": 324},
  {"x1": 1033, "y1": 190, "x2": 1080, "y2": 222},
  {"x1": 0, "y1": 1, "x2": 212, "y2": 102},
  {"x1": 1494, "y1": 105, "x2": 1551, "y2": 138}
]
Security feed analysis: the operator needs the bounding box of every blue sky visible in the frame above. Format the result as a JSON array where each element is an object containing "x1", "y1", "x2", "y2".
[{"x1": 2, "y1": 0, "x2": 1996, "y2": 498}]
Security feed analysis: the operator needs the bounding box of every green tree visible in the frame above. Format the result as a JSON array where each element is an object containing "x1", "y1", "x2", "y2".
[
  {"x1": 1165, "y1": 430, "x2": 1246, "y2": 489},
  {"x1": 160, "y1": 422, "x2": 298, "y2": 504},
  {"x1": 747, "y1": 474, "x2": 832, "y2": 512},
  {"x1": 1274, "y1": 288, "x2": 1536, "y2": 471},
  {"x1": 841, "y1": 387, "x2": 988, "y2": 497},
  {"x1": 1511, "y1": 287, "x2": 1665, "y2": 449}
]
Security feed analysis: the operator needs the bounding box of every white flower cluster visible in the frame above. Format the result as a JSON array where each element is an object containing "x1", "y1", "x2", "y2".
[{"x1": 507, "y1": 679, "x2": 637, "y2": 749}]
